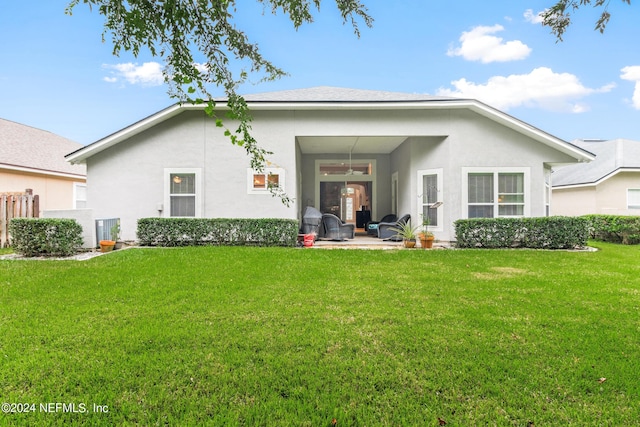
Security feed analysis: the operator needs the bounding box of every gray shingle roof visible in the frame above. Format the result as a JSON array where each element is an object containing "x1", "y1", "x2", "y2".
[
  {"x1": 240, "y1": 86, "x2": 455, "y2": 102},
  {"x1": 0, "y1": 118, "x2": 86, "y2": 176},
  {"x1": 553, "y1": 138, "x2": 640, "y2": 186}
]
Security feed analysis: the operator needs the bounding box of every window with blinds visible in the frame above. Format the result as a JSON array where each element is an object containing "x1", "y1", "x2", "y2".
[
  {"x1": 169, "y1": 173, "x2": 196, "y2": 217},
  {"x1": 467, "y1": 171, "x2": 526, "y2": 218}
]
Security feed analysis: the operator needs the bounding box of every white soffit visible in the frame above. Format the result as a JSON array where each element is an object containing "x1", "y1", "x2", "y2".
[{"x1": 297, "y1": 136, "x2": 410, "y2": 154}]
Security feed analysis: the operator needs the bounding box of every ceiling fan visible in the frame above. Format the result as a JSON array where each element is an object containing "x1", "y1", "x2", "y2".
[
  {"x1": 346, "y1": 146, "x2": 354, "y2": 175},
  {"x1": 345, "y1": 138, "x2": 360, "y2": 175}
]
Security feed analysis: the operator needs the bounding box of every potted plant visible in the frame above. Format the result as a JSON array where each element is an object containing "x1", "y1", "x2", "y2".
[
  {"x1": 110, "y1": 220, "x2": 123, "y2": 249},
  {"x1": 390, "y1": 221, "x2": 419, "y2": 248},
  {"x1": 99, "y1": 239, "x2": 116, "y2": 252},
  {"x1": 418, "y1": 215, "x2": 435, "y2": 249}
]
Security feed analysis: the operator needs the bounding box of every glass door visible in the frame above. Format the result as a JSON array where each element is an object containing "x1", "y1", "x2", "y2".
[
  {"x1": 320, "y1": 182, "x2": 344, "y2": 218},
  {"x1": 320, "y1": 181, "x2": 372, "y2": 224},
  {"x1": 418, "y1": 168, "x2": 443, "y2": 231}
]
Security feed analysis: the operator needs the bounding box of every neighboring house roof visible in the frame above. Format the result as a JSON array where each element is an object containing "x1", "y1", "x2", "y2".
[
  {"x1": 66, "y1": 86, "x2": 594, "y2": 164},
  {"x1": 553, "y1": 138, "x2": 640, "y2": 188},
  {"x1": 0, "y1": 118, "x2": 86, "y2": 178}
]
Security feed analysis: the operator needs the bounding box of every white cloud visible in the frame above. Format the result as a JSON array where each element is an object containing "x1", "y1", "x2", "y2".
[
  {"x1": 103, "y1": 62, "x2": 164, "y2": 86},
  {"x1": 194, "y1": 63, "x2": 209, "y2": 74},
  {"x1": 524, "y1": 9, "x2": 545, "y2": 24},
  {"x1": 436, "y1": 67, "x2": 615, "y2": 112},
  {"x1": 621, "y1": 65, "x2": 640, "y2": 109},
  {"x1": 447, "y1": 24, "x2": 531, "y2": 63}
]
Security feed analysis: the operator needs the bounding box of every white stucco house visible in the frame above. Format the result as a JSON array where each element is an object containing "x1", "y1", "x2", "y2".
[
  {"x1": 552, "y1": 138, "x2": 640, "y2": 216},
  {"x1": 65, "y1": 87, "x2": 594, "y2": 243}
]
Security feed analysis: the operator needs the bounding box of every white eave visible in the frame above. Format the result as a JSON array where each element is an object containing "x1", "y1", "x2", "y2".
[
  {"x1": 66, "y1": 103, "x2": 185, "y2": 164},
  {"x1": 0, "y1": 162, "x2": 87, "y2": 180},
  {"x1": 65, "y1": 98, "x2": 595, "y2": 164}
]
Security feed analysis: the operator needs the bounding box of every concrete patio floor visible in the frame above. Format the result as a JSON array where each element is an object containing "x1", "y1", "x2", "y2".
[{"x1": 309, "y1": 234, "x2": 450, "y2": 250}]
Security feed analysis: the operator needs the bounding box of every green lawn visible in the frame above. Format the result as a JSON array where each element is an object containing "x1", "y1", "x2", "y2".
[{"x1": 1, "y1": 243, "x2": 639, "y2": 426}]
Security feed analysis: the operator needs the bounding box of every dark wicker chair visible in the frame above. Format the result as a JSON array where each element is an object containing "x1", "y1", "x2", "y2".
[
  {"x1": 378, "y1": 214, "x2": 410, "y2": 241},
  {"x1": 366, "y1": 214, "x2": 397, "y2": 236},
  {"x1": 320, "y1": 213, "x2": 355, "y2": 241}
]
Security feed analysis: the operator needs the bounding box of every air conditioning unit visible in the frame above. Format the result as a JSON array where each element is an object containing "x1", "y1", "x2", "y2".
[{"x1": 95, "y1": 218, "x2": 120, "y2": 243}]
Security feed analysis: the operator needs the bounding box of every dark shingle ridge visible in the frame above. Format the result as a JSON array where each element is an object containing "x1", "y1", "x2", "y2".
[{"x1": 238, "y1": 86, "x2": 456, "y2": 102}]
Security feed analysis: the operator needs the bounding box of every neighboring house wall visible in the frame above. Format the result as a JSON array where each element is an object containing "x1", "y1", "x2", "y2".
[
  {"x1": 0, "y1": 169, "x2": 85, "y2": 213},
  {"x1": 552, "y1": 186, "x2": 597, "y2": 216},
  {"x1": 596, "y1": 171, "x2": 640, "y2": 215},
  {"x1": 553, "y1": 171, "x2": 640, "y2": 216}
]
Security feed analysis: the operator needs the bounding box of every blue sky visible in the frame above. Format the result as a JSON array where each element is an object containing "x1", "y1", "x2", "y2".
[{"x1": 1, "y1": 1, "x2": 639, "y2": 146}]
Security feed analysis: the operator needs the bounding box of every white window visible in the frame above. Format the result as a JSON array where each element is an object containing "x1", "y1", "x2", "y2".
[
  {"x1": 247, "y1": 168, "x2": 285, "y2": 194},
  {"x1": 628, "y1": 189, "x2": 640, "y2": 209},
  {"x1": 498, "y1": 173, "x2": 525, "y2": 216},
  {"x1": 417, "y1": 168, "x2": 443, "y2": 230},
  {"x1": 463, "y1": 168, "x2": 530, "y2": 219},
  {"x1": 164, "y1": 168, "x2": 202, "y2": 217},
  {"x1": 73, "y1": 183, "x2": 87, "y2": 209}
]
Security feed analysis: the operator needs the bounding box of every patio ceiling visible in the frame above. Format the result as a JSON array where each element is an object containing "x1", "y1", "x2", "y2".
[{"x1": 296, "y1": 136, "x2": 409, "y2": 154}]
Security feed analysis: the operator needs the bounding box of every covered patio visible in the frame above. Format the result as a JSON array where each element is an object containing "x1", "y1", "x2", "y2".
[{"x1": 308, "y1": 233, "x2": 450, "y2": 249}]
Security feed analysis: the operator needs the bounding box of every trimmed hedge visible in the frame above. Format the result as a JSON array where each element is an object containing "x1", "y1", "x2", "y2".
[
  {"x1": 9, "y1": 218, "x2": 83, "y2": 257},
  {"x1": 454, "y1": 216, "x2": 589, "y2": 249},
  {"x1": 137, "y1": 218, "x2": 298, "y2": 247},
  {"x1": 583, "y1": 214, "x2": 640, "y2": 244}
]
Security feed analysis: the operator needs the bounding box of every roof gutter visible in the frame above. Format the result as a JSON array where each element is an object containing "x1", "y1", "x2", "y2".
[{"x1": 0, "y1": 163, "x2": 86, "y2": 180}]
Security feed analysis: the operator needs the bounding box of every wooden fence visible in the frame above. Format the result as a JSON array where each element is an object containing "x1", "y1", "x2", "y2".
[{"x1": 1, "y1": 189, "x2": 40, "y2": 247}]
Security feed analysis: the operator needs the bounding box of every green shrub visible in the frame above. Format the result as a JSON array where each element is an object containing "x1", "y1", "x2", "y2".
[
  {"x1": 137, "y1": 218, "x2": 298, "y2": 247},
  {"x1": 454, "y1": 216, "x2": 589, "y2": 249},
  {"x1": 9, "y1": 218, "x2": 83, "y2": 257},
  {"x1": 583, "y1": 214, "x2": 640, "y2": 244}
]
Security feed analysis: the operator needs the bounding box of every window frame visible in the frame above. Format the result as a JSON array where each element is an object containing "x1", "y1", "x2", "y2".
[
  {"x1": 497, "y1": 172, "x2": 526, "y2": 217},
  {"x1": 462, "y1": 167, "x2": 530, "y2": 219},
  {"x1": 73, "y1": 182, "x2": 87, "y2": 209},
  {"x1": 247, "y1": 167, "x2": 285, "y2": 195},
  {"x1": 417, "y1": 168, "x2": 443, "y2": 231},
  {"x1": 164, "y1": 168, "x2": 202, "y2": 218},
  {"x1": 627, "y1": 188, "x2": 640, "y2": 209},
  {"x1": 544, "y1": 167, "x2": 552, "y2": 217}
]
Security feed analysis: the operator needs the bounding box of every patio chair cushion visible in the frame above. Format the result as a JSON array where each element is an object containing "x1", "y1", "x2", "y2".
[
  {"x1": 377, "y1": 214, "x2": 410, "y2": 241},
  {"x1": 319, "y1": 213, "x2": 355, "y2": 241},
  {"x1": 366, "y1": 214, "x2": 397, "y2": 235}
]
